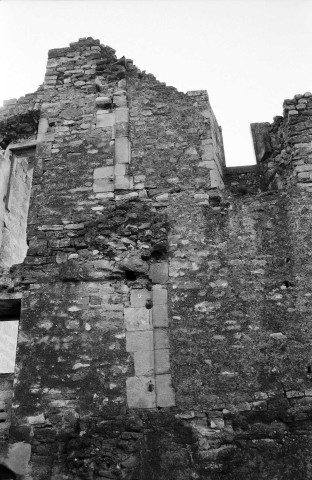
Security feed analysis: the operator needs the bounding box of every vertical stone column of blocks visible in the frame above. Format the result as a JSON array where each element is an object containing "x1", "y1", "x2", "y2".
[
  {"x1": 125, "y1": 288, "x2": 156, "y2": 409},
  {"x1": 93, "y1": 105, "x2": 115, "y2": 199},
  {"x1": 36, "y1": 116, "x2": 54, "y2": 158},
  {"x1": 150, "y1": 263, "x2": 175, "y2": 408},
  {"x1": 93, "y1": 83, "x2": 133, "y2": 198},
  {"x1": 125, "y1": 265, "x2": 175, "y2": 409},
  {"x1": 114, "y1": 86, "x2": 133, "y2": 190}
]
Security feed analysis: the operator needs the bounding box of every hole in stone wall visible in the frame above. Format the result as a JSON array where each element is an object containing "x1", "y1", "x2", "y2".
[
  {"x1": 145, "y1": 299, "x2": 153, "y2": 309},
  {"x1": 125, "y1": 270, "x2": 138, "y2": 281},
  {"x1": 0, "y1": 137, "x2": 13, "y2": 151},
  {"x1": 0, "y1": 465, "x2": 16, "y2": 480},
  {"x1": 282, "y1": 280, "x2": 292, "y2": 288},
  {"x1": 285, "y1": 257, "x2": 291, "y2": 264},
  {"x1": 150, "y1": 249, "x2": 166, "y2": 261},
  {"x1": 0, "y1": 299, "x2": 21, "y2": 374},
  {"x1": 210, "y1": 197, "x2": 220, "y2": 207},
  {"x1": 307, "y1": 366, "x2": 311, "y2": 374},
  {"x1": 148, "y1": 383, "x2": 154, "y2": 392},
  {"x1": 233, "y1": 185, "x2": 248, "y2": 196}
]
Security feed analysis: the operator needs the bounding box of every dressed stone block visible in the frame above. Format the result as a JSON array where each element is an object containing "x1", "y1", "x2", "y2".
[
  {"x1": 152, "y1": 304, "x2": 168, "y2": 327},
  {"x1": 155, "y1": 349, "x2": 170, "y2": 374},
  {"x1": 124, "y1": 307, "x2": 152, "y2": 331},
  {"x1": 115, "y1": 164, "x2": 128, "y2": 176},
  {"x1": 149, "y1": 263, "x2": 169, "y2": 284},
  {"x1": 155, "y1": 374, "x2": 175, "y2": 407},
  {"x1": 114, "y1": 175, "x2": 131, "y2": 190},
  {"x1": 126, "y1": 376, "x2": 156, "y2": 409},
  {"x1": 134, "y1": 350, "x2": 154, "y2": 376},
  {"x1": 130, "y1": 289, "x2": 152, "y2": 308},
  {"x1": 152, "y1": 285, "x2": 168, "y2": 305},
  {"x1": 93, "y1": 178, "x2": 114, "y2": 193},
  {"x1": 115, "y1": 137, "x2": 130, "y2": 164},
  {"x1": 154, "y1": 328, "x2": 169, "y2": 350},
  {"x1": 96, "y1": 112, "x2": 115, "y2": 128},
  {"x1": 116, "y1": 107, "x2": 129, "y2": 123},
  {"x1": 93, "y1": 166, "x2": 114, "y2": 179}
]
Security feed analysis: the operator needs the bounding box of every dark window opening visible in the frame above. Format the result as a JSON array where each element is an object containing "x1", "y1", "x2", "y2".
[{"x1": 0, "y1": 299, "x2": 21, "y2": 320}]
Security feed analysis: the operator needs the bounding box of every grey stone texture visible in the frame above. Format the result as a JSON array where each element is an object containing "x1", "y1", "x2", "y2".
[
  {"x1": 126, "y1": 331, "x2": 154, "y2": 352},
  {"x1": 115, "y1": 137, "x2": 131, "y2": 164},
  {"x1": 126, "y1": 376, "x2": 156, "y2": 409},
  {"x1": 149, "y1": 263, "x2": 169, "y2": 284},
  {"x1": 124, "y1": 306, "x2": 152, "y2": 331},
  {"x1": 1, "y1": 36, "x2": 312, "y2": 480}
]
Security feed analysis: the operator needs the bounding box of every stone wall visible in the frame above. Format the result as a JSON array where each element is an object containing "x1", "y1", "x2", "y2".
[{"x1": 1, "y1": 37, "x2": 312, "y2": 479}]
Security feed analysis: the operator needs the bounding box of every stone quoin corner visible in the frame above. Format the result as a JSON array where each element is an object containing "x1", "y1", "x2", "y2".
[{"x1": 1, "y1": 37, "x2": 312, "y2": 479}]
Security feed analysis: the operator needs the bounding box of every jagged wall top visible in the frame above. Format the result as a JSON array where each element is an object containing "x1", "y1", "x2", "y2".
[{"x1": 251, "y1": 91, "x2": 312, "y2": 191}]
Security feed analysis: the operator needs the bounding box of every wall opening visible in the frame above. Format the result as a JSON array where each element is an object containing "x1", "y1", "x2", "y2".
[
  {"x1": 0, "y1": 299, "x2": 21, "y2": 374},
  {"x1": 0, "y1": 146, "x2": 35, "y2": 267}
]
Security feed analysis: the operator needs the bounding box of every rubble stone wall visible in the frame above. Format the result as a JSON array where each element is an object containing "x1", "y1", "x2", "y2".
[{"x1": 0, "y1": 38, "x2": 312, "y2": 480}]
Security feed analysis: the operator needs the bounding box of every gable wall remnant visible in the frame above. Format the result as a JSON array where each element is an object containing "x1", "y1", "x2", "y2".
[{"x1": 1, "y1": 37, "x2": 312, "y2": 479}]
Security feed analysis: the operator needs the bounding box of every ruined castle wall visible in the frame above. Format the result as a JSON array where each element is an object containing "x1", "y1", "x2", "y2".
[
  {"x1": 2, "y1": 38, "x2": 312, "y2": 480},
  {"x1": 251, "y1": 91, "x2": 312, "y2": 191},
  {"x1": 1, "y1": 39, "x2": 226, "y2": 480}
]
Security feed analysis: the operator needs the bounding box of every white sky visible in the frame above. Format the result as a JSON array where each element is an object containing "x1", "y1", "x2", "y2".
[{"x1": 1, "y1": 0, "x2": 312, "y2": 166}]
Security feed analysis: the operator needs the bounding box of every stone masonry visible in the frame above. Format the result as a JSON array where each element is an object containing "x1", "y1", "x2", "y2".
[{"x1": 0, "y1": 37, "x2": 312, "y2": 479}]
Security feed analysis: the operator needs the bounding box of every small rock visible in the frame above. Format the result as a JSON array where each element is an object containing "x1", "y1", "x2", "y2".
[
  {"x1": 120, "y1": 255, "x2": 148, "y2": 274},
  {"x1": 270, "y1": 332, "x2": 287, "y2": 340},
  {"x1": 121, "y1": 455, "x2": 138, "y2": 468}
]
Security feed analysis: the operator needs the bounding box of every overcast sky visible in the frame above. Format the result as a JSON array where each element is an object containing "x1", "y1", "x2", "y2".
[{"x1": 1, "y1": 0, "x2": 311, "y2": 166}]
